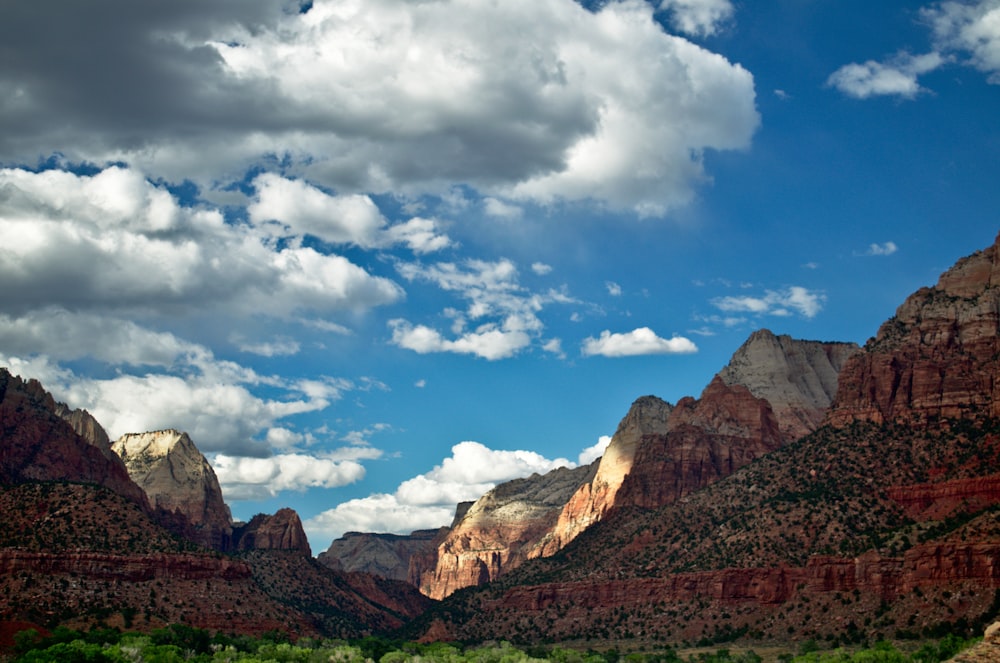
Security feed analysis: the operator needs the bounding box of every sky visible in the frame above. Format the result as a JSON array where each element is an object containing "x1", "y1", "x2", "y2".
[{"x1": 0, "y1": 0, "x2": 998, "y2": 553}]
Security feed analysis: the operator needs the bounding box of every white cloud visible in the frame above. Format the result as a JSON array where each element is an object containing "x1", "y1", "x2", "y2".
[
  {"x1": 249, "y1": 174, "x2": 453, "y2": 253},
  {"x1": 390, "y1": 258, "x2": 577, "y2": 360},
  {"x1": 658, "y1": 0, "x2": 734, "y2": 37},
  {"x1": 389, "y1": 319, "x2": 532, "y2": 361},
  {"x1": 581, "y1": 327, "x2": 698, "y2": 357},
  {"x1": 235, "y1": 336, "x2": 301, "y2": 357},
  {"x1": 1, "y1": 0, "x2": 758, "y2": 215},
  {"x1": 304, "y1": 440, "x2": 575, "y2": 544},
  {"x1": 606, "y1": 281, "x2": 623, "y2": 296},
  {"x1": 304, "y1": 494, "x2": 457, "y2": 544},
  {"x1": 483, "y1": 197, "x2": 524, "y2": 220},
  {"x1": 578, "y1": 435, "x2": 612, "y2": 465},
  {"x1": 0, "y1": 167, "x2": 403, "y2": 319},
  {"x1": 827, "y1": 51, "x2": 945, "y2": 99},
  {"x1": 865, "y1": 241, "x2": 898, "y2": 256},
  {"x1": 531, "y1": 262, "x2": 554, "y2": 276},
  {"x1": 712, "y1": 286, "x2": 825, "y2": 319},
  {"x1": 925, "y1": 0, "x2": 1000, "y2": 84},
  {"x1": 213, "y1": 453, "x2": 366, "y2": 501}
]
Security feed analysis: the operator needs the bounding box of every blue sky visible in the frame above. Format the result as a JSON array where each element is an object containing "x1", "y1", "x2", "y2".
[{"x1": 0, "y1": 0, "x2": 997, "y2": 552}]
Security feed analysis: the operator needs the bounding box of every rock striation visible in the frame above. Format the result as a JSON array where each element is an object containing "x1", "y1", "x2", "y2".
[
  {"x1": 0, "y1": 368, "x2": 148, "y2": 508},
  {"x1": 412, "y1": 465, "x2": 595, "y2": 600},
  {"x1": 830, "y1": 232, "x2": 1000, "y2": 425},
  {"x1": 718, "y1": 329, "x2": 858, "y2": 440},
  {"x1": 232, "y1": 508, "x2": 311, "y2": 555},
  {"x1": 113, "y1": 429, "x2": 233, "y2": 550},
  {"x1": 318, "y1": 529, "x2": 444, "y2": 581}
]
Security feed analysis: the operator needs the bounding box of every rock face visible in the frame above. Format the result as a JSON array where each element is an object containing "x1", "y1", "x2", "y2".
[
  {"x1": 411, "y1": 332, "x2": 857, "y2": 600},
  {"x1": 718, "y1": 330, "x2": 858, "y2": 440},
  {"x1": 318, "y1": 529, "x2": 444, "y2": 581},
  {"x1": 538, "y1": 396, "x2": 672, "y2": 557},
  {"x1": 613, "y1": 378, "x2": 784, "y2": 510},
  {"x1": 0, "y1": 368, "x2": 149, "y2": 508},
  {"x1": 112, "y1": 430, "x2": 233, "y2": 551},
  {"x1": 830, "y1": 232, "x2": 1000, "y2": 425},
  {"x1": 232, "y1": 508, "x2": 311, "y2": 556},
  {"x1": 414, "y1": 465, "x2": 595, "y2": 600}
]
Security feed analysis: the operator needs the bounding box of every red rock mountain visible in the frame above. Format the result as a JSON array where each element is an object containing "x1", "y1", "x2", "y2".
[
  {"x1": 408, "y1": 232, "x2": 1000, "y2": 646},
  {"x1": 232, "y1": 508, "x2": 311, "y2": 555},
  {"x1": 830, "y1": 232, "x2": 1000, "y2": 425},
  {"x1": 0, "y1": 369, "x2": 427, "y2": 641},
  {"x1": 0, "y1": 369, "x2": 148, "y2": 509},
  {"x1": 324, "y1": 332, "x2": 856, "y2": 601}
]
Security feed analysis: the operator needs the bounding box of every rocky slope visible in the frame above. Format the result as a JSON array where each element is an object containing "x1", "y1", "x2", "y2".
[
  {"x1": 411, "y1": 464, "x2": 596, "y2": 600},
  {"x1": 0, "y1": 369, "x2": 148, "y2": 508},
  {"x1": 408, "y1": 232, "x2": 1000, "y2": 646},
  {"x1": 318, "y1": 529, "x2": 445, "y2": 581},
  {"x1": 718, "y1": 329, "x2": 858, "y2": 440},
  {"x1": 0, "y1": 372, "x2": 430, "y2": 642},
  {"x1": 830, "y1": 232, "x2": 1000, "y2": 425},
  {"x1": 232, "y1": 508, "x2": 311, "y2": 555},
  {"x1": 387, "y1": 332, "x2": 858, "y2": 601},
  {"x1": 113, "y1": 430, "x2": 233, "y2": 551}
]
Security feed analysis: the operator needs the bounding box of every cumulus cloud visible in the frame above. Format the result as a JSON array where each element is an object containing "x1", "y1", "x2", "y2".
[
  {"x1": 483, "y1": 197, "x2": 524, "y2": 220},
  {"x1": 531, "y1": 262, "x2": 554, "y2": 276},
  {"x1": 606, "y1": 281, "x2": 623, "y2": 296},
  {"x1": 925, "y1": 0, "x2": 1000, "y2": 84},
  {"x1": 249, "y1": 173, "x2": 452, "y2": 253},
  {"x1": 389, "y1": 258, "x2": 577, "y2": 360},
  {"x1": 865, "y1": 241, "x2": 899, "y2": 256},
  {"x1": 827, "y1": 51, "x2": 945, "y2": 99},
  {"x1": 712, "y1": 286, "x2": 825, "y2": 319},
  {"x1": 658, "y1": 0, "x2": 734, "y2": 37},
  {"x1": 578, "y1": 435, "x2": 612, "y2": 465},
  {"x1": 582, "y1": 327, "x2": 698, "y2": 357},
  {"x1": 829, "y1": 0, "x2": 1000, "y2": 99},
  {"x1": 0, "y1": 0, "x2": 758, "y2": 214},
  {"x1": 213, "y1": 453, "x2": 366, "y2": 501},
  {"x1": 303, "y1": 440, "x2": 575, "y2": 544},
  {"x1": 0, "y1": 167, "x2": 403, "y2": 318}
]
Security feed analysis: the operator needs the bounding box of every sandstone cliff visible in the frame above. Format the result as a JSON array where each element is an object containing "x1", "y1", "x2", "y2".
[
  {"x1": 232, "y1": 508, "x2": 311, "y2": 555},
  {"x1": 830, "y1": 232, "x2": 1000, "y2": 425},
  {"x1": 113, "y1": 429, "x2": 233, "y2": 551},
  {"x1": 718, "y1": 329, "x2": 858, "y2": 440},
  {"x1": 318, "y1": 529, "x2": 444, "y2": 581},
  {"x1": 414, "y1": 465, "x2": 595, "y2": 600},
  {"x1": 410, "y1": 233, "x2": 1000, "y2": 646},
  {"x1": 537, "y1": 396, "x2": 672, "y2": 557},
  {"x1": 0, "y1": 368, "x2": 148, "y2": 508}
]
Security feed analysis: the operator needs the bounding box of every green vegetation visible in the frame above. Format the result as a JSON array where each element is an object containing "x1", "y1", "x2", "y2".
[{"x1": 7, "y1": 626, "x2": 978, "y2": 663}]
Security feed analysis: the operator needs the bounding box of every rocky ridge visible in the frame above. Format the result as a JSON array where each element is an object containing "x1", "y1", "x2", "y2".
[
  {"x1": 329, "y1": 332, "x2": 858, "y2": 601},
  {"x1": 408, "y1": 232, "x2": 1000, "y2": 645},
  {"x1": 318, "y1": 529, "x2": 445, "y2": 581},
  {"x1": 113, "y1": 430, "x2": 233, "y2": 550},
  {"x1": 232, "y1": 508, "x2": 311, "y2": 555}
]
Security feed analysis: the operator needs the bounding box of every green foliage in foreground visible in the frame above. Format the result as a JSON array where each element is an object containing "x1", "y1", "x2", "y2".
[{"x1": 8, "y1": 626, "x2": 976, "y2": 663}]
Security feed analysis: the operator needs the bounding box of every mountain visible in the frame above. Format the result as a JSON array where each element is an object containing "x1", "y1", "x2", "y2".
[
  {"x1": 0, "y1": 372, "x2": 428, "y2": 641},
  {"x1": 398, "y1": 333, "x2": 857, "y2": 600},
  {"x1": 112, "y1": 430, "x2": 233, "y2": 551},
  {"x1": 405, "y1": 232, "x2": 1000, "y2": 646},
  {"x1": 0, "y1": 369, "x2": 149, "y2": 509},
  {"x1": 318, "y1": 529, "x2": 445, "y2": 581},
  {"x1": 411, "y1": 464, "x2": 597, "y2": 600}
]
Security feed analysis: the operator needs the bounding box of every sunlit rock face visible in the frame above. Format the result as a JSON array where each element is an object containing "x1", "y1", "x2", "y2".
[
  {"x1": 112, "y1": 429, "x2": 233, "y2": 550},
  {"x1": 718, "y1": 329, "x2": 859, "y2": 441},
  {"x1": 830, "y1": 232, "x2": 1000, "y2": 425},
  {"x1": 415, "y1": 465, "x2": 595, "y2": 600}
]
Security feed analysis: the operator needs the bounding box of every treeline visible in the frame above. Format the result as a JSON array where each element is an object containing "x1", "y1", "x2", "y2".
[{"x1": 7, "y1": 625, "x2": 976, "y2": 663}]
